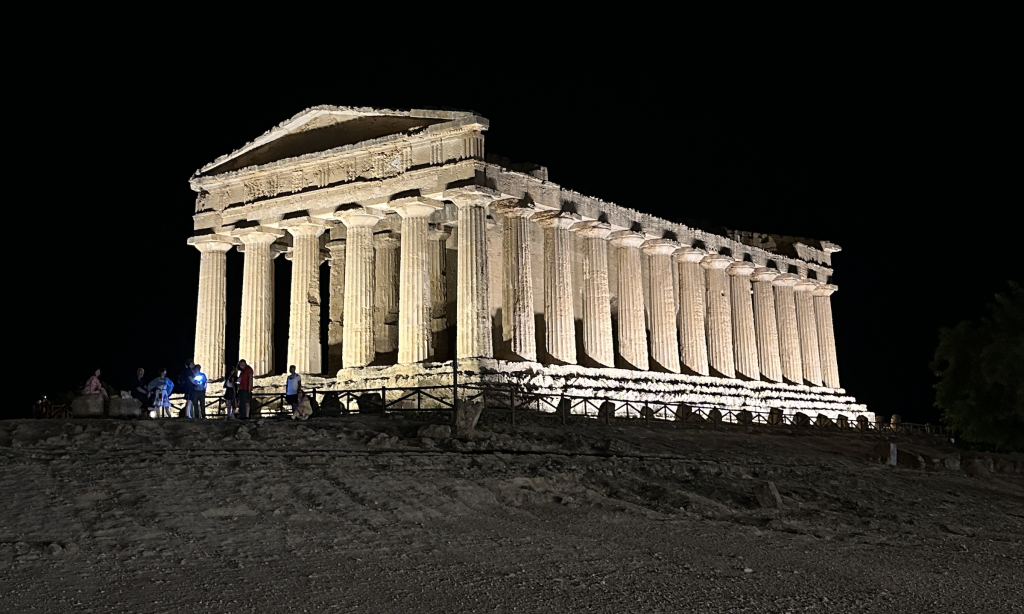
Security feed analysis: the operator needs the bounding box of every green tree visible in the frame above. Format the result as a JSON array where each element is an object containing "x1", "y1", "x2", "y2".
[{"x1": 933, "y1": 282, "x2": 1024, "y2": 451}]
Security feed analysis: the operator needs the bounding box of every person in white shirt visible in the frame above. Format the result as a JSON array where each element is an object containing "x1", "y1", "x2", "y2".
[{"x1": 285, "y1": 365, "x2": 302, "y2": 409}]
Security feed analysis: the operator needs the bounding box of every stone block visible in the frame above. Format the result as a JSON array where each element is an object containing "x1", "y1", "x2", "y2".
[
  {"x1": 673, "y1": 404, "x2": 691, "y2": 422},
  {"x1": 944, "y1": 455, "x2": 961, "y2": 471},
  {"x1": 599, "y1": 401, "x2": 616, "y2": 421},
  {"x1": 753, "y1": 481, "x2": 784, "y2": 510},
  {"x1": 874, "y1": 442, "x2": 897, "y2": 466},
  {"x1": 418, "y1": 424, "x2": 451, "y2": 440},
  {"x1": 856, "y1": 415, "x2": 871, "y2": 431},
  {"x1": 896, "y1": 447, "x2": 925, "y2": 469},
  {"x1": 791, "y1": 412, "x2": 810, "y2": 428},
  {"x1": 454, "y1": 400, "x2": 483, "y2": 438},
  {"x1": 640, "y1": 406, "x2": 655, "y2": 420},
  {"x1": 815, "y1": 414, "x2": 834, "y2": 429},
  {"x1": 71, "y1": 395, "x2": 104, "y2": 418},
  {"x1": 356, "y1": 393, "x2": 383, "y2": 413},
  {"x1": 995, "y1": 459, "x2": 1017, "y2": 474},
  {"x1": 108, "y1": 397, "x2": 141, "y2": 419},
  {"x1": 707, "y1": 409, "x2": 723, "y2": 425},
  {"x1": 835, "y1": 415, "x2": 849, "y2": 430},
  {"x1": 963, "y1": 457, "x2": 993, "y2": 477},
  {"x1": 768, "y1": 408, "x2": 784, "y2": 426},
  {"x1": 737, "y1": 410, "x2": 753, "y2": 425}
]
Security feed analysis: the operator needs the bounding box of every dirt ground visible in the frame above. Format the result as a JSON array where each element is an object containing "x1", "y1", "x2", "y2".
[{"x1": 2, "y1": 412, "x2": 1022, "y2": 614}]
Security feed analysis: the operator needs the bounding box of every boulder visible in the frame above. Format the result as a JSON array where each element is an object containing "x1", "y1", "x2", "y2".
[
  {"x1": 639, "y1": 406, "x2": 655, "y2": 420},
  {"x1": 944, "y1": 455, "x2": 961, "y2": 471},
  {"x1": 108, "y1": 397, "x2": 142, "y2": 419},
  {"x1": 356, "y1": 393, "x2": 383, "y2": 413},
  {"x1": 754, "y1": 481, "x2": 784, "y2": 510},
  {"x1": 768, "y1": 408, "x2": 784, "y2": 426},
  {"x1": 856, "y1": 415, "x2": 871, "y2": 431},
  {"x1": 418, "y1": 424, "x2": 451, "y2": 440},
  {"x1": 598, "y1": 401, "x2": 617, "y2": 421},
  {"x1": 815, "y1": 414, "x2": 835, "y2": 429},
  {"x1": 737, "y1": 410, "x2": 753, "y2": 425},
  {"x1": 896, "y1": 447, "x2": 925, "y2": 469},
  {"x1": 995, "y1": 459, "x2": 1017, "y2": 474},
  {"x1": 674, "y1": 404, "x2": 691, "y2": 422},
  {"x1": 707, "y1": 409, "x2": 723, "y2": 425},
  {"x1": 791, "y1": 412, "x2": 810, "y2": 428},
  {"x1": 71, "y1": 394, "x2": 104, "y2": 418},
  {"x1": 454, "y1": 400, "x2": 483, "y2": 438},
  {"x1": 964, "y1": 457, "x2": 993, "y2": 477},
  {"x1": 836, "y1": 415, "x2": 850, "y2": 430}
]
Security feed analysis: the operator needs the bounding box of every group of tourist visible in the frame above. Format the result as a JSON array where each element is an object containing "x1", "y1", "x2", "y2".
[{"x1": 84, "y1": 359, "x2": 313, "y2": 420}]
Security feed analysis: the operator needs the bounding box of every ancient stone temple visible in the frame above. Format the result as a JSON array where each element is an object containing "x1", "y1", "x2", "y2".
[{"x1": 189, "y1": 106, "x2": 868, "y2": 419}]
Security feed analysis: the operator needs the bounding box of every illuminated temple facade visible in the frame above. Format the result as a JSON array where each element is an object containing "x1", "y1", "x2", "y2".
[{"x1": 189, "y1": 106, "x2": 868, "y2": 418}]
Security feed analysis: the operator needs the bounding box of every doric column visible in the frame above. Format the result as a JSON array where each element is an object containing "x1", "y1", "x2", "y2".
[
  {"x1": 727, "y1": 261, "x2": 759, "y2": 380},
  {"x1": 534, "y1": 211, "x2": 581, "y2": 365},
  {"x1": 496, "y1": 200, "x2": 537, "y2": 362},
  {"x1": 813, "y1": 283, "x2": 840, "y2": 389},
  {"x1": 447, "y1": 189, "x2": 494, "y2": 359},
  {"x1": 702, "y1": 254, "x2": 735, "y2": 378},
  {"x1": 751, "y1": 268, "x2": 783, "y2": 383},
  {"x1": 325, "y1": 238, "x2": 346, "y2": 374},
  {"x1": 373, "y1": 231, "x2": 401, "y2": 354},
  {"x1": 572, "y1": 221, "x2": 614, "y2": 368},
  {"x1": 772, "y1": 273, "x2": 803, "y2": 385},
  {"x1": 232, "y1": 227, "x2": 284, "y2": 377},
  {"x1": 281, "y1": 218, "x2": 326, "y2": 374},
  {"x1": 393, "y1": 199, "x2": 442, "y2": 365},
  {"x1": 642, "y1": 238, "x2": 681, "y2": 373},
  {"x1": 794, "y1": 279, "x2": 823, "y2": 386},
  {"x1": 674, "y1": 247, "x2": 709, "y2": 376},
  {"x1": 609, "y1": 230, "x2": 648, "y2": 371},
  {"x1": 189, "y1": 235, "x2": 233, "y2": 380},
  {"x1": 427, "y1": 225, "x2": 451, "y2": 361},
  {"x1": 336, "y1": 208, "x2": 384, "y2": 368}
]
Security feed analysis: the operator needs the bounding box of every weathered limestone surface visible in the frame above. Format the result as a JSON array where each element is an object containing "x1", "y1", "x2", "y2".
[
  {"x1": 427, "y1": 225, "x2": 450, "y2": 361},
  {"x1": 702, "y1": 254, "x2": 735, "y2": 379},
  {"x1": 727, "y1": 261, "x2": 759, "y2": 380},
  {"x1": 794, "y1": 279, "x2": 823, "y2": 386},
  {"x1": 282, "y1": 217, "x2": 325, "y2": 374},
  {"x1": 534, "y1": 211, "x2": 581, "y2": 365},
  {"x1": 189, "y1": 235, "x2": 233, "y2": 379},
  {"x1": 574, "y1": 221, "x2": 614, "y2": 368},
  {"x1": 752, "y1": 268, "x2": 783, "y2": 383},
  {"x1": 337, "y1": 209, "x2": 383, "y2": 369},
  {"x1": 393, "y1": 199, "x2": 442, "y2": 365},
  {"x1": 448, "y1": 189, "x2": 493, "y2": 359},
  {"x1": 773, "y1": 273, "x2": 803, "y2": 385},
  {"x1": 233, "y1": 227, "x2": 283, "y2": 376},
  {"x1": 497, "y1": 201, "x2": 537, "y2": 362},
  {"x1": 674, "y1": 247, "x2": 709, "y2": 376},
  {"x1": 326, "y1": 238, "x2": 346, "y2": 374},
  {"x1": 373, "y1": 231, "x2": 401, "y2": 354},
  {"x1": 642, "y1": 239, "x2": 680, "y2": 373},
  {"x1": 814, "y1": 284, "x2": 840, "y2": 389},
  {"x1": 609, "y1": 231, "x2": 648, "y2": 371}
]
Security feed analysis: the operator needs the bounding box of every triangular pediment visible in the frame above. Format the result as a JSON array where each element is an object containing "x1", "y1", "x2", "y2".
[{"x1": 195, "y1": 106, "x2": 482, "y2": 178}]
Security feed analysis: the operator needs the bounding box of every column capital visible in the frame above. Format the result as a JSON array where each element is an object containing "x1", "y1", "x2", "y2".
[
  {"x1": 772, "y1": 273, "x2": 802, "y2": 287},
  {"x1": 230, "y1": 226, "x2": 285, "y2": 245},
  {"x1": 642, "y1": 238, "x2": 680, "y2": 256},
  {"x1": 793, "y1": 278, "x2": 820, "y2": 292},
  {"x1": 278, "y1": 216, "x2": 326, "y2": 236},
  {"x1": 188, "y1": 234, "x2": 234, "y2": 253},
  {"x1": 373, "y1": 231, "x2": 402, "y2": 249},
  {"x1": 700, "y1": 254, "x2": 734, "y2": 270},
  {"x1": 533, "y1": 210, "x2": 582, "y2": 229},
  {"x1": 495, "y1": 200, "x2": 537, "y2": 219},
  {"x1": 752, "y1": 267, "x2": 780, "y2": 283},
  {"x1": 334, "y1": 207, "x2": 385, "y2": 228},
  {"x1": 571, "y1": 220, "x2": 612, "y2": 240},
  {"x1": 812, "y1": 283, "x2": 838, "y2": 297},
  {"x1": 390, "y1": 197, "x2": 443, "y2": 219},
  {"x1": 672, "y1": 246, "x2": 706, "y2": 263},
  {"x1": 608, "y1": 230, "x2": 646, "y2": 249},
  {"x1": 726, "y1": 261, "x2": 756, "y2": 276},
  {"x1": 444, "y1": 186, "x2": 503, "y2": 208},
  {"x1": 427, "y1": 225, "x2": 451, "y2": 241}
]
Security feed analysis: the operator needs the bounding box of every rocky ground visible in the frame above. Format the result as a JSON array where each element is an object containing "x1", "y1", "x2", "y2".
[{"x1": 1, "y1": 411, "x2": 1022, "y2": 613}]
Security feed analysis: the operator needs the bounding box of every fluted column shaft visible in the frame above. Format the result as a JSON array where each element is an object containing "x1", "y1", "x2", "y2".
[
  {"x1": 374, "y1": 232, "x2": 401, "y2": 354},
  {"x1": 610, "y1": 231, "x2": 648, "y2": 371},
  {"x1": 752, "y1": 268, "x2": 783, "y2": 383},
  {"x1": 394, "y1": 202, "x2": 440, "y2": 365},
  {"x1": 283, "y1": 221, "x2": 325, "y2": 374},
  {"x1": 702, "y1": 255, "x2": 735, "y2": 378},
  {"x1": 427, "y1": 226, "x2": 450, "y2": 361},
  {"x1": 727, "y1": 262, "x2": 759, "y2": 380},
  {"x1": 234, "y1": 228, "x2": 282, "y2": 377},
  {"x1": 643, "y1": 239, "x2": 681, "y2": 373},
  {"x1": 497, "y1": 201, "x2": 537, "y2": 362},
  {"x1": 573, "y1": 221, "x2": 614, "y2": 368},
  {"x1": 449, "y1": 198, "x2": 493, "y2": 359},
  {"x1": 326, "y1": 239, "x2": 346, "y2": 374},
  {"x1": 337, "y1": 209, "x2": 383, "y2": 368},
  {"x1": 813, "y1": 284, "x2": 840, "y2": 389},
  {"x1": 190, "y1": 236, "x2": 233, "y2": 379},
  {"x1": 794, "y1": 279, "x2": 823, "y2": 386},
  {"x1": 535, "y1": 211, "x2": 580, "y2": 365},
  {"x1": 772, "y1": 274, "x2": 803, "y2": 384},
  {"x1": 674, "y1": 248, "x2": 709, "y2": 376}
]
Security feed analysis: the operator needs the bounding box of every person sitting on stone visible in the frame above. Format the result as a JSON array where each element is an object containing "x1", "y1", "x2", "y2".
[
  {"x1": 147, "y1": 368, "x2": 175, "y2": 419},
  {"x1": 131, "y1": 368, "x2": 150, "y2": 409},
  {"x1": 285, "y1": 365, "x2": 302, "y2": 410},
  {"x1": 292, "y1": 389, "x2": 313, "y2": 421},
  {"x1": 82, "y1": 369, "x2": 109, "y2": 402}
]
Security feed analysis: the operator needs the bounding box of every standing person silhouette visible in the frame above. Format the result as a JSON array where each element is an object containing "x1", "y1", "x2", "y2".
[{"x1": 237, "y1": 359, "x2": 254, "y2": 420}]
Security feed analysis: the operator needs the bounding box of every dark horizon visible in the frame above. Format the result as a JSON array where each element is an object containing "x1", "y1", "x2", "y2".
[{"x1": 12, "y1": 59, "x2": 1017, "y2": 425}]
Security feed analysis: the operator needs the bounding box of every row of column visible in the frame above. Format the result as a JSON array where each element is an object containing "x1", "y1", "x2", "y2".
[{"x1": 192, "y1": 198, "x2": 840, "y2": 389}]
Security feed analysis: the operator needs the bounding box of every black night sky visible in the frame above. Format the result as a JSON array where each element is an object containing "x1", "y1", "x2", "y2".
[{"x1": 11, "y1": 44, "x2": 1016, "y2": 424}]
